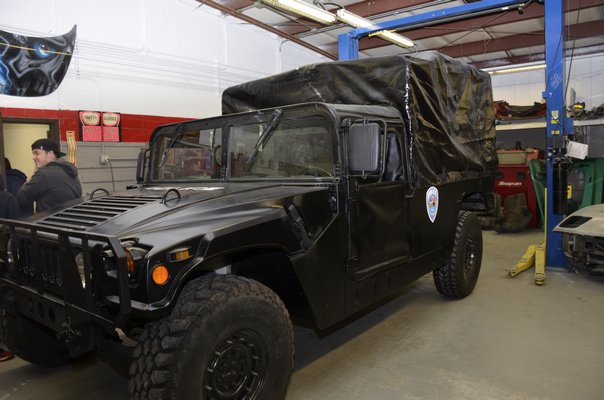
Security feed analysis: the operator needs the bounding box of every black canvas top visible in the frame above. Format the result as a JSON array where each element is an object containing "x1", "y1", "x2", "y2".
[{"x1": 222, "y1": 51, "x2": 497, "y2": 186}]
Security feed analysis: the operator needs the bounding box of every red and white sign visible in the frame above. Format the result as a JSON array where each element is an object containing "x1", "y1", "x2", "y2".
[
  {"x1": 80, "y1": 111, "x2": 121, "y2": 142},
  {"x1": 102, "y1": 112, "x2": 120, "y2": 127},
  {"x1": 103, "y1": 127, "x2": 120, "y2": 142},
  {"x1": 82, "y1": 126, "x2": 103, "y2": 141},
  {"x1": 80, "y1": 111, "x2": 101, "y2": 126}
]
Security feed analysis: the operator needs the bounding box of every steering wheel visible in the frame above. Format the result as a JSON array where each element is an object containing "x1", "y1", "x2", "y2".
[{"x1": 300, "y1": 165, "x2": 332, "y2": 177}]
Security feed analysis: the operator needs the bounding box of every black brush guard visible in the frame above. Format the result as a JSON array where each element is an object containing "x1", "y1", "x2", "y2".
[{"x1": 0, "y1": 218, "x2": 131, "y2": 355}]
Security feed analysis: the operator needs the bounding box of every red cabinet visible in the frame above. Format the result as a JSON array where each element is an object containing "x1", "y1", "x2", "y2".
[{"x1": 494, "y1": 164, "x2": 539, "y2": 229}]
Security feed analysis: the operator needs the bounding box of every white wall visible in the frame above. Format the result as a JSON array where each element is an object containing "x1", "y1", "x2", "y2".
[
  {"x1": 3, "y1": 1, "x2": 601, "y2": 115},
  {"x1": 490, "y1": 53, "x2": 604, "y2": 109},
  {"x1": 0, "y1": 0, "x2": 330, "y2": 119}
]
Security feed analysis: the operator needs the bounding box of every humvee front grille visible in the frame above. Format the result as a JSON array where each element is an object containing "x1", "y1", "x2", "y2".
[
  {"x1": 1, "y1": 218, "x2": 133, "y2": 327},
  {"x1": 38, "y1": 196, "x2": 158, "y2": 231},
  {"x1": 21, "y1": 240, "x2": 64, "y2": 288}
]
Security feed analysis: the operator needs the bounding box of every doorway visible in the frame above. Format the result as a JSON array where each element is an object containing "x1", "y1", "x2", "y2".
[{"x1": 0, "y1": 116, "x2": 59, "y2": 189}]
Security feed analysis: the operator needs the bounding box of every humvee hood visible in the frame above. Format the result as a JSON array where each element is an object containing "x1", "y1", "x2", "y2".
[{"x1": 35, "y1": 182, "x2": 329, "y2": 241}]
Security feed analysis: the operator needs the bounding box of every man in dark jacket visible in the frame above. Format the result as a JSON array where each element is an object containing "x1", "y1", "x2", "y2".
[
  {"x1": 4, "y1": 158, "x2": 27, "y2": 196},
  {"x1": 16, "y1": 138, "x2": 82, "y2": 214},
  {"x1": 0, "y1": 190, "x2": 22, "y2": 219},
  {"x1": 0, "y1": 189, "x2": 21, "y2": 362}
]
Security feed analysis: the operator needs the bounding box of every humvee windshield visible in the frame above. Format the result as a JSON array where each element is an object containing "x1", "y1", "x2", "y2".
[{"x1": 150, "y1": 111, "x2": 335, "y2": 182}]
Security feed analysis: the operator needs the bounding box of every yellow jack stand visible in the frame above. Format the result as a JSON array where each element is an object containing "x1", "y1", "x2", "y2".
[
  {"x1": 507, "y1": 242, "x2": 546, "y2": 285},
  {"x1": 507, "y1": 245, "x2": 537, "y2": 277},
  {"x1": 534, "y1": 244, "x2": 546, "y2": 285},
  {"x1": 507, "y1": 187, "x2": 548, "y2": 285}
]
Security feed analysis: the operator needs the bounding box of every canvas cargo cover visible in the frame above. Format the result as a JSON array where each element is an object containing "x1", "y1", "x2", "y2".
[{"x1": 222, "y1": 51, "x2": 497, "y2": 186}]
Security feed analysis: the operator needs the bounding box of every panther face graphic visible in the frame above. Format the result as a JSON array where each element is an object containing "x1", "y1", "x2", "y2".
[{"x1": 0, "y1": 26, "x2": 76, "y2": 97}]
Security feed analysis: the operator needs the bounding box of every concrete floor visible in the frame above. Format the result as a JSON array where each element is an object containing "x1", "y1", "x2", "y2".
[{"x1": 1, "y1": 230, "x2": 603, "y2": 400}]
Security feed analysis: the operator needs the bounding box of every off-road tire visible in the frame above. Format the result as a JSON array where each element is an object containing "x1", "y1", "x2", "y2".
[
  {"x1": 0, "y1": 287, "x2": 70, "y2": 366},
  {"x1": 129, "y1": 274, "x2": 294, "y2": 400},
  {"x1": 433, "y1": 211, "x2": 483, "y2": 299}
]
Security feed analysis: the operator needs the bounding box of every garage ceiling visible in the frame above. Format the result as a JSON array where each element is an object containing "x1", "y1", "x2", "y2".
[{"x1": 198, "y1": 0, "x2": 604, "y2": 69}]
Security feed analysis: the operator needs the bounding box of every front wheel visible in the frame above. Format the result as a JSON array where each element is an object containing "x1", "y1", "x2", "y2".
[
  {"x1": 433, "y1": 211, "x2": 483, "y2": 299},
  {"x1": 129, "y1": 274, "x2": 294, "y2": 400}
]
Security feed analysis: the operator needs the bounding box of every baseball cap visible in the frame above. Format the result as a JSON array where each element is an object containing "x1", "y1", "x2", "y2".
[{"x1": 31, "y1": 138, "x2": 66, "y2": 157}]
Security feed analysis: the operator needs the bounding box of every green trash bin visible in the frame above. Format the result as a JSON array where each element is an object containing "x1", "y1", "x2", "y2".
[
  {"x1": 529, "y1": 158, "x2": 604, "y2": 221},
  {"x1": 567, "y1": 158, "x2": 604, "y2": 212},
  {"x1": 528, "y1": 159, "x2": 546, "y2": 224}
]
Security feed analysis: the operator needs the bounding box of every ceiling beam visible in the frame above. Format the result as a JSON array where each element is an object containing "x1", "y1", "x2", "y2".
[
  {"x1": 438, "y1": 20, "x2": 604, "y2": 58},
  {"x1": 216, "y1": 0, "x2": 438, "y2": 35},
  {"x1": 318, "y1": 1, "x2": 547, "y2": 55},
  {"x1": 392, "y1": 0, "x2": 602, "y2": 37},
  {"x1": 212, "y1": 0, "x2": 254, "y2": 9},
  {"x1": 335, "y1": 20, "x2": 603, "y2": 68},
  {"x1": 472, "y1": 44, "x2": 604, "y2": 69},
  {"x1": 278, "y1": 0, "x2": 436, "y2": 35},
  {"x1": 317, "y1": 0, "x2": 600, "y2": 56},
  {"x1": 203, "y1": 0, "x2": 602, "y2": 65},
  {"x1": 195, "y1": 0, "x2": 337, "y2": 60}
]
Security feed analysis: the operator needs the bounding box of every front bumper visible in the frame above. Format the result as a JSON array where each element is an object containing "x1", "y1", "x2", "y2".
[{"x1": 0, "y1": 218, "x2": 132, "y2": 335}]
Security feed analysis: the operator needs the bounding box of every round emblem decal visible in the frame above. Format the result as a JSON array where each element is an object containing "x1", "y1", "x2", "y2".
[{"x1": 426, "y1": 186, "x2": 439, "y2": 223}]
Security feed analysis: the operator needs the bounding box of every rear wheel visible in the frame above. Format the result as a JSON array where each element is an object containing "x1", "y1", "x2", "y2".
[
  {"x1": 129, "y1": 274, "x2": 294, "y2": 400},
  {"x1": 433, "y1": 211, "x2": 483, "y2": 299}
]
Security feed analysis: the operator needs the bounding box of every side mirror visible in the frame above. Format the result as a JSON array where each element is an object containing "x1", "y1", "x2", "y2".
[
  {"x1": 136, "y1": 147, "x2": 148, "y2": 184},
  {"x1": 348, "y1": 122, "x2": 381, "y2": 175}
]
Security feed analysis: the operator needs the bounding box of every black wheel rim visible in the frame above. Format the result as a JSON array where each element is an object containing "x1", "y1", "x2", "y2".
[
  {"x1": 463, "y1": 238, "x2": 477, "y2": 279},
  {"x1": 203, "y1": 329, "x2": 267, "y2": 400}
]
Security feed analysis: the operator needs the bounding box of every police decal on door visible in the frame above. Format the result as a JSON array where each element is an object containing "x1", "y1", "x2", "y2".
[{"x1": 426, "y1": 186, "x2": 439, "y2": 223}]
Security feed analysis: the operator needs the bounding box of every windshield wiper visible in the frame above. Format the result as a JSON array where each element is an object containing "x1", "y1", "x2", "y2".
[
  {"x1": 245, "y1": 108, "x2": 283, "y2": 168},
  {"x1": 158, "y1": 123, "x2": 185, "y2": 168}
]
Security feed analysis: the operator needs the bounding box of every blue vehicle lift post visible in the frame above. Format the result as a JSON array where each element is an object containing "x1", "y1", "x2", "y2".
[{"x1": 543, "y1": 0, "x2": 571, "y2": 269}]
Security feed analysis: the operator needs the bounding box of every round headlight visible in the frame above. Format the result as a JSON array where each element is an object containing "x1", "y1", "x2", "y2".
[
  {"x1": 124, "y1": 246, "x2": 148, "y2": 267},
  {"x1": 122, "y1": 244, "x2": 149, "y2": 282},
  {"x1": 4, "y1": 239, "x2": 15, "y2": 275},
  {"x1": 75, "y1": 252, "x2": 86, "y2": 288}
]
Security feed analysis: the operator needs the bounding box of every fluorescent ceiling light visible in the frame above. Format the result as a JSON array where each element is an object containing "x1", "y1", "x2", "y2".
[
  {"x1": 488, "y1": 64, "x2": 546, "y2": 75},
  {"x1": 376, "y1": 30, "x2": 415, "y2": 48},
  {"x1": 261, "y1": 0, "x2": 336, "y2": 24},
  {"x1": 336, "y1": 9, "x2": 414, "y2": 48},
  {"x1": 336, "y1": 9, "x2": 373, "y2": 28}
]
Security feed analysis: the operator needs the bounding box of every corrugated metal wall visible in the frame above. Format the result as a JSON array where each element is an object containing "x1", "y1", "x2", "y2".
[{"x1": 74, "y1": 141, "x2": 145, "y2": 196}]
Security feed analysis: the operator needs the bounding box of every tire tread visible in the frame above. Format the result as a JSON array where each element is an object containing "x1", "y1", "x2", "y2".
[
  {"x1": 433, "y1": 211, "x2": 482, "y2": 299},
  {"x1": 129, "y1": 274, "x2": 293, "y2": 400}
]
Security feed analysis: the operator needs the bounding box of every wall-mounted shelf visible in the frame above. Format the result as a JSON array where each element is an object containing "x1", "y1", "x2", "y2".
[
  {"x1": 496, "y1": 117, "x2": 604, "y2": 131},
  {"x1": 495, "y1": 118, "x2": 604, "y2": 151},
  {"x1": 575, "y1": 118, "x2": 604, "y2": 127},
  {"x1": 496, "y1": 119, "x2": 545, "y2": 131}
]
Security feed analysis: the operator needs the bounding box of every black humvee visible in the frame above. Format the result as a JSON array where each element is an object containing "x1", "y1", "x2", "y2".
[{"x1": 0, "y1": 53, "x2": 496, "y2": 400}]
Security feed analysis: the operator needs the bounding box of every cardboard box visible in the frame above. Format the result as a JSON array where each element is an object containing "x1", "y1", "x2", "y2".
[{"x1": 497, "y1": 150, "x2": 527, "y2": 165}]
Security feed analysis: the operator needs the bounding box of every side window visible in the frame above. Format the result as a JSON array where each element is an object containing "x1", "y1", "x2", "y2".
[
  {"x1": 346, "y1": 120, "x2": 385, "y2": 179},
  {"x1": 383, "y1": 127, "x2": 405, "y2": 182}
]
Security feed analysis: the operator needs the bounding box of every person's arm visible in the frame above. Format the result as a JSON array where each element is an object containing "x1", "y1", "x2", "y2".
[
  {"x1": 16, "y1": 171, "x2": 47, "y2": 214},
  {"x1": 4, "y1": 193, "x2": 22, "y2": 219}
]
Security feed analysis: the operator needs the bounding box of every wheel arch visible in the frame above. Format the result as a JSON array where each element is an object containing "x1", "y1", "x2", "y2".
[
  {"x1": 461, "y1": 190, "x2": 493, "y2": 211},
  {"x1": 175, "y1": 247, "x2": 313, "y2": 326},
  {"x1": 460, "y1": 174, "x2": 495, "y2": 212}
]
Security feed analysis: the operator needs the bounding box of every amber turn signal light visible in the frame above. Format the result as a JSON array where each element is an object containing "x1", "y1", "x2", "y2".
[
  {"x1": 125, "y1": 250, "x2": 135, "y2": 273},
  {"x1": 169, "y1": 247, "x2": 192, "y2": 262},
  {"x1": 152, "y1": 265, "x2": 170, "y2": 285}
]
